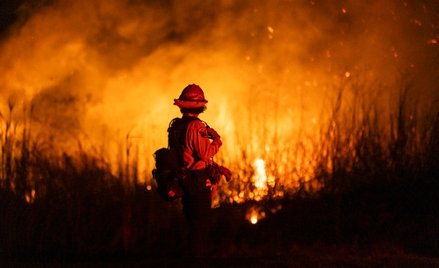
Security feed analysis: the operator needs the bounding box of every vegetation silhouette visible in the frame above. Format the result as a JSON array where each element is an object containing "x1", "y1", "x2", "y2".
[{"x1": 0, "y1": 79, "x2": 438, "y2": 262}]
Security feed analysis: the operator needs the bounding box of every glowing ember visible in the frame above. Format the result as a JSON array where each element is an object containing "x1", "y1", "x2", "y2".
[
  {"x1": 267, "y1": 26, "x2": 274, "y2": 39},
  {"x1": 250, "y1": 215, "x2": 258, "y2": 224},
  {"x1": 246, "y1": 206, "x2": 266, "y2": 224},
  {"x1": 25, "y1": 189, "x2": 36, "y2": 204}
]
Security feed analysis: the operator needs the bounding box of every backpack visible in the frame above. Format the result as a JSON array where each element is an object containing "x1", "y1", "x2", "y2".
[{"x1": 152, "y1": 117, "x2": 199, "y2": 201}]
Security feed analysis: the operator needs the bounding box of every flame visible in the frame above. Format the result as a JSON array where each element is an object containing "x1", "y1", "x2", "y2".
[
  {"x1": 25, "y1": 189, "x2": 36, "y2": 204},
  {"x1": 246, "y1": 206, "x2": 266, "y2": 224},
  {"x1": 250, "y1": 214, "x2": 258, "y2": 224},
  {"x1": 245, "y1": 158, "x2": 277, "y2": 201},
  {"x1": 253, "y1": 158, "x2": 267, "y2": 189},
  {"x1": 0, "y1": 0, "x2": 438, "y2": 205}
]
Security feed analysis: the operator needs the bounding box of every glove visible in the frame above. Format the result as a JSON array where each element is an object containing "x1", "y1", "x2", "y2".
[{"x1": 219, "y1": 166, "x2": 232, "y2": 182}]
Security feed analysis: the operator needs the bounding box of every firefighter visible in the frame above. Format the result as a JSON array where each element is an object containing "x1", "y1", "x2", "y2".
[{"x1": 169, "y1": 84, "x2": 226, "y2": 257}]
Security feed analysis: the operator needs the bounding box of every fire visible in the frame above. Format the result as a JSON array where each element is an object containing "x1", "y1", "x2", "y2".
[
  {"x1": 253, "y1": 158, "x2": 267, "y2": 189},
  {"x1": 246, "y1": 206, "x2": 266, "y2": 224},
  {"x1": 247, "y1": 158, "x2": 276, "y2": 201},
  {"x1": 250, "y1": 214, "x2": 258, "y2": 224},
  {"x1": 0, "y1": 0, "x2": 438, "y2": 206},
  {"x1": 25, "y1": 189, "x2": 36, "y2": 204}
]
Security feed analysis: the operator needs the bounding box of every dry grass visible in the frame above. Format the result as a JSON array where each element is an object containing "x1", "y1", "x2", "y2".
[{"x1": 0, "y1": 79, "x2": 438, "y2": 260}]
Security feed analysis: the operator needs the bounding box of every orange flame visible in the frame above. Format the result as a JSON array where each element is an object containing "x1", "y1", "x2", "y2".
[
  {"x1": 0, "y1": 0, "x2": 438, "y2": 205},
  {"x1": 246, "y1": 206, "x2": 266, "y2": 224}
]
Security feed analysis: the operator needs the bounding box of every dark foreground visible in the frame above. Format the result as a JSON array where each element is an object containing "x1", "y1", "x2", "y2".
[
  {"x1": 2, "y1": 157, "x2": 439, "y2": 267},
  {"x1": 2, "y1": 183, "x2": 439, "y2": 267},
  {"x1": 3, "y1": 249, "x2": 439, "y2": 268}
]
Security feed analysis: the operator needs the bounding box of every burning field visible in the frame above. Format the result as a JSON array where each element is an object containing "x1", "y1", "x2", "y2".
[{"x1": 1, "y1": 0, "x2": 439, "y2": 264}]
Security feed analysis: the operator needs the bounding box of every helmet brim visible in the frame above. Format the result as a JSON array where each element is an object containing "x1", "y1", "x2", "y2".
[{"x1": 174, "y1": 99, "x2": 208, "y2": 109}]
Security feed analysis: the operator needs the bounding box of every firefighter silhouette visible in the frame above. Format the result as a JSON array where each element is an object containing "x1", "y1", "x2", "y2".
[{"x1": 168, "y1": 84, "x2": 230, "y2": 257}]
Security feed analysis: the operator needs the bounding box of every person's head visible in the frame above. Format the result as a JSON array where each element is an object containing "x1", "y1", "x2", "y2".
[{"x1": 174, "y1": 84, "x2": 207, "y2": 115}]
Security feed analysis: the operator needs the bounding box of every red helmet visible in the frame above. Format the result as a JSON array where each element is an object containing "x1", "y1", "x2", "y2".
[{"x1": 174, "y1": 84, "x2": 208, "y2": 109}]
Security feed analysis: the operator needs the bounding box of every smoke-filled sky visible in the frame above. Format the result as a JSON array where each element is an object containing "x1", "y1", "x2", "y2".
[{"x1": 0, "y1": 0, "x2": 438, "y2": 169}]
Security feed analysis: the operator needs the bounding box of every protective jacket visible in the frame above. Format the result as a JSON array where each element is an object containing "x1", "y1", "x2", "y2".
[
  {"x1": 183, "y1": 118, "x2": 222, "y2": 170},
  {"x1": 168, "y1": 115, "x2": 222, "y2": 171}
]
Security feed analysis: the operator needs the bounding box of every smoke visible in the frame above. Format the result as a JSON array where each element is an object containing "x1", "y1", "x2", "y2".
[{"x1": 0, "y1": 0, "x2": 438, "y2": 170}]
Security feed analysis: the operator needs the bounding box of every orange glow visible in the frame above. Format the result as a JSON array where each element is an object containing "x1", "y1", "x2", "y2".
[
  {"x1": 246, "y1": 206, "x2": 266, "y2": 224},
  {"x1": 250, "y1": 214, "x2": 258, "y2": 224},
  {"x1": 253, "y1": 158, "x2": 267, "y2": 189},
  {"x1": 0, "y1": 0, "x2": 438, "y2": 205},
  {"x1": 25, "y1": 189, "x2": 36, "y2": 204}
]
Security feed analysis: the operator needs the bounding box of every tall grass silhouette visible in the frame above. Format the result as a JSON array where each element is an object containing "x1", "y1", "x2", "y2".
[{"x1": 0, "y1": 77, "x2": 438, "y2": 259}]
